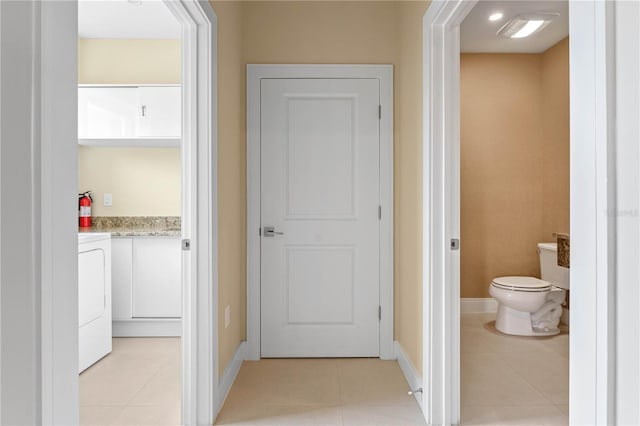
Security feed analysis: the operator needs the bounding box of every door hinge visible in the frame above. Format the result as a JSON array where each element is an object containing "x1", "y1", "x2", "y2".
[
  {"x1": 378, "y1": 205, "x2": 382, "y2": 220},
  {"x1": 378, "y1": 105, "x2": 381, "y2": 120},
  {"x1": 378, "y1": 305, "x2": 382, "y2": 321},
  {"x1": 259, "y1": 227, "x2": 262, "y2": 236}
]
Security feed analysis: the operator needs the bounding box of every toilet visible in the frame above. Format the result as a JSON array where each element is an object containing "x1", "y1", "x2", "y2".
[{"x1": 490, "y1": 243, "x2": 569, "y2": 336}]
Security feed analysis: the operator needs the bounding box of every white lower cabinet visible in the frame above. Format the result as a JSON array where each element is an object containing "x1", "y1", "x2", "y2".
[
  {"x1": 112, "y1": 238, "x2": 133, "y2": 320},
  {"x1": 132, "y1": 237, "x2": 181, "y2": 318},
  {"x1": 111, "y1": 236, "x2": 181, "y2": 336}
]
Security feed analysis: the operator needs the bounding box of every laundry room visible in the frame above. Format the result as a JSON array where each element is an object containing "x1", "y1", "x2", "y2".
[{"x1": 76, "y1": 1, "x2": 183, "y2": 424}]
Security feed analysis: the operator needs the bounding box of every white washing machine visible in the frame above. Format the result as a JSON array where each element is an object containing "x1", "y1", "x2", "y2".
[{"x1": 78, "y1": 233, "x2": 112, "y2": 373}]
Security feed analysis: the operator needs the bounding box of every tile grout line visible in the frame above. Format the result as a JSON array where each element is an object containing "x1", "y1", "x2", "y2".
[{"x1": 122, "y1": 355, "x2": 174, "y2": 409}]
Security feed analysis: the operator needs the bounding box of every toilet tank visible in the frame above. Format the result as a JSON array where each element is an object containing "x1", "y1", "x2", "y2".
[{"x1": 538, "y1": 242, "x2": 569, "y2": 290}]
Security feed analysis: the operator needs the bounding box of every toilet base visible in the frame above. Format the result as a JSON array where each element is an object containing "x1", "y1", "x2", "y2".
[{"x1": 495, "y1": 305, "x2": 561, "y2": 337}]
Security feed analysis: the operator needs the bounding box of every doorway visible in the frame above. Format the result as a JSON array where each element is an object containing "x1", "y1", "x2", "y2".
[
  {"x1": 76, "y1": 1, "x2": 183, "y2": 424},
  {"x1": 457, "y1": 2, "x2": 570, "y2": 424},
  {"x1": 33, "y1": 0, "x2": 218, "y2": 424},
  {"x1": 422, "y1": 1, "x2": 616, "y2": 425},
  {"x1": 246, "y1": 65, "x2": 395, "y2": 361}
]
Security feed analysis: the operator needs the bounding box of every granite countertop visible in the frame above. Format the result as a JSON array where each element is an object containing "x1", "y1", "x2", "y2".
[
  {"x1": 79, "y1": 216, "x2": 181, "y2": 237},
  {"x1": 553, "y1": 232, "x2": 570, "y2": 268}
]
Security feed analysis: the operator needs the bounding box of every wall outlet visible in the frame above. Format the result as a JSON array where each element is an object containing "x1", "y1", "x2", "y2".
[
  {"x1": 224, "y1": 305, "x2": 231, "y2": 329},
  {"x1": 103, "y1": 193, "x2": 112, "y2": 207}
]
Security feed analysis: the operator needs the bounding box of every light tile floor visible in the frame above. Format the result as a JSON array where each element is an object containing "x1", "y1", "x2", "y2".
[
  {"x1": 461, "y1": 313, "x2": 569, "y2": 425},
  {"x1": 80, "y1": 315, "x2": 568, "y2": 426},
  {"x1": 216, "y1": 358, "x2": 426, "y2": 425},
  {"x1": 80, "y1": 337, "x2": 180, "y2": 426}
]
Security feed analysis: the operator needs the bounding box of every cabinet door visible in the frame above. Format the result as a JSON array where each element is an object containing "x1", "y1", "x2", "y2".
[
  {"x1": 138, "y1": 86, "x2": 181, "y2": 138},
  {"x1": 78, "y1": 87, "x2": 139, "y2": 138},
  {"x1": 132, "y1": 237, "x2": 181, "y2": 318},
  {"x1": 111, "y1": 238, "x2": 133, "y2": 320}
]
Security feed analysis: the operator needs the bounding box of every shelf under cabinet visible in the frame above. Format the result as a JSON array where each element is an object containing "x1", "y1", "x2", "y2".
[{"x1": 78, "y1": 138, "x2": 181, "y2": 148}]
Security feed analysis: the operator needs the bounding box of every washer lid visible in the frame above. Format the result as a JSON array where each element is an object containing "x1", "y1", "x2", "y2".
[
  {"x1": 78, "y1": 232, "x2": 111, "y2": 244},
  {"x1": 492, "y1": 276, "x2": 552, "y2": 291}
]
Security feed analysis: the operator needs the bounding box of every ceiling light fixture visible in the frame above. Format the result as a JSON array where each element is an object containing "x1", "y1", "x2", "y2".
[
  {"x1": 497, "y1": 13, "x2": 557, "y2": 39},
  {"x1": 488, "y1": 12, "x2": 504, "y2": 22},
  {"x1": 127, "y1": 0, "x2": 143, "y2": 5}
]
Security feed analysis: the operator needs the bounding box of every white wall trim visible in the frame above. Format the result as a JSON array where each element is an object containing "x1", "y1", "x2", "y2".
[
  {"x1": 0, "y1": 2, "x2": 3, "y2": 420},
  {"x1": 40, "y1": 2, "x2": 80, "y2": 424},
  {"x1": 569, "y1": 2, "x2": 616, "y2": 425},
  {"x1": 112, "y1": 319, "x2": 181, "y2": 337},
  {"x1": 246, "y1": 64, "x2": 394, "y2": 361},
  {"x1": 162, "y1": 1, "x2": 218, "y2": 425},
  {"x1": 395, "y1": 341, "x2": 424, "y2": 413},
  {"x1": 217, "y1": 342, "x2": 247, "y2": 413},
  {"x1": 422, "y1": 2, "x2": 476, "y2": 424},
  {"x1": 460, "y1": 298, "x2": 497, "y2": 314}
]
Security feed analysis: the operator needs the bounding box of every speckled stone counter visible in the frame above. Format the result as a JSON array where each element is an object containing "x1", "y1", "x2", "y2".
[
  {"x1": 553, "y1": 233, "x2": 570, "y2": 268},
  {"x1": 79, "y1": 216, "x2": 181, "y2": 237}
]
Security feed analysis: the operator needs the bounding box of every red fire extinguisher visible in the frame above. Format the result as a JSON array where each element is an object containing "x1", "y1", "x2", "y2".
[{"x1": 79, "y1": 191, "x2": 93, "y2": 228}]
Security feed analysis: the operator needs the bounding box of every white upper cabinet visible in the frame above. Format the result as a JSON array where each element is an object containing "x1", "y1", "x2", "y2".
[
  {"x1": 78, "y1": 85, "x2": 181, "y2": 146},
  {"x1": 138, "y1": 86, "x2": 181, "y2": 138},
  {"x1": 79, "y1": 87, "x2": 139, "y2": 139}
]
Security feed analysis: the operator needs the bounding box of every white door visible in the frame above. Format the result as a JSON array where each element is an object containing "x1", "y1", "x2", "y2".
[{"x1": 260, "y1": 78, "x2": 381, "y2": 357}]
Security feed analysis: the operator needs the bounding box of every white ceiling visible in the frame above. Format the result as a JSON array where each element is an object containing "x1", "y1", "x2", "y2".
[
  {"x1": 461, "y1": 0, "x2": 569, "y2": 53},
  {"x1": 78, "y1": 0, "x2": 180, "y2": 39}
]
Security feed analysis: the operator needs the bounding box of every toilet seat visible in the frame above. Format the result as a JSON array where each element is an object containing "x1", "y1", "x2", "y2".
[{"x1": 491, "y1": 276, "x2": 552, "y2": 292}]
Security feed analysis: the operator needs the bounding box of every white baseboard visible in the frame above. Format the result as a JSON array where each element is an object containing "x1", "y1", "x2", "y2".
[
  {"x1": 460, "y1": 298, "x2": 497, "y2": 314},
  {"x1": 394, "y1": 341, "x2": 424, "y2": 413},
  {"x1": 218, "y1": 341, "x2": 247, "y2": 413},
  {"x1": 112, "y1": 319, "x2": 181, "y2": 337}
]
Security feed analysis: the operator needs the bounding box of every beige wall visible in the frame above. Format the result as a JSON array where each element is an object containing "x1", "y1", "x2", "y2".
[
  {"x1": 460, "y1": 38, "x2": 569, "y2": 298},
  {"x1": 541, "y1": 38, "x2": 570, "y2": 237},
  {"x1": 211, "y1": 0, "x2": 247, "y2": 378},
  {"x1": 243, "y1": 1, "x2": 397, "y2": 63},
  {"x1": 78, "y1": 39, "x2": 181, "y2": 217},
  {"x1": 78, "y1": 39, "x2": 181, "y2": 84},
  {"x1": 394, "y1": 0, "x2": 429, "y2": 375},
  {"x1": 212, "y1": 1, "x2": 428, "y2": 375},
  {"x1": 78, "y1": 147, "x2": 181, "y2": 216}
]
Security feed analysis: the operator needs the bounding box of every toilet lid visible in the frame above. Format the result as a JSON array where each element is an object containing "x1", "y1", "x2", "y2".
[{"x1": 491, "y1": 276, "x2": 552, "y2": 292}]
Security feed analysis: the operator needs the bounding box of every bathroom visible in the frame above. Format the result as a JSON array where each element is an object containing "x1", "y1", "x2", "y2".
[{"x1": 459, "y1": 1, "x2": 570, "y2": 424}]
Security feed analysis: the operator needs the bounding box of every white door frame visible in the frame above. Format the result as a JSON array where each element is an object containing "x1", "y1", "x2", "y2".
[
  {"x1": 421, "y1": 2, "x2": 475, "y2": 423},
  {"x1": 163, "y1": 1, "x2": 218, "y2": 424},
  {"x1": 34, "y1": 1, "x2": 219, "y2": 425},
  {"x1": 422, "y1": 1, "x2": 616, "y2": 425},
  {"x1": 246, "y1": 64, "x2": 394, "y2": 361},
  {"x1": 568, "y1": 2, "x2": 616, "y2": 424}
]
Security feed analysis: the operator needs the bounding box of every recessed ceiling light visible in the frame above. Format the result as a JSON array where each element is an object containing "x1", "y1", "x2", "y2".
[
  {"x1": 128, "y1": 0, "x2": 142, "y2": 5},
  {"x1": 488, "y1": 12, "x2": 504, "y2": 22},
  {"x1": 511, "y1": 20, "x2": 545, "y2": 38},
  {"x1": 497, "y1": 14, "x2": 558, "y2": 39}
]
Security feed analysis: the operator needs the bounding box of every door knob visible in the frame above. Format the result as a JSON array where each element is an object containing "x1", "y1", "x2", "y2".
[{"x1": 263, "y1": 226, "x2": 284, "y2": 237}]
